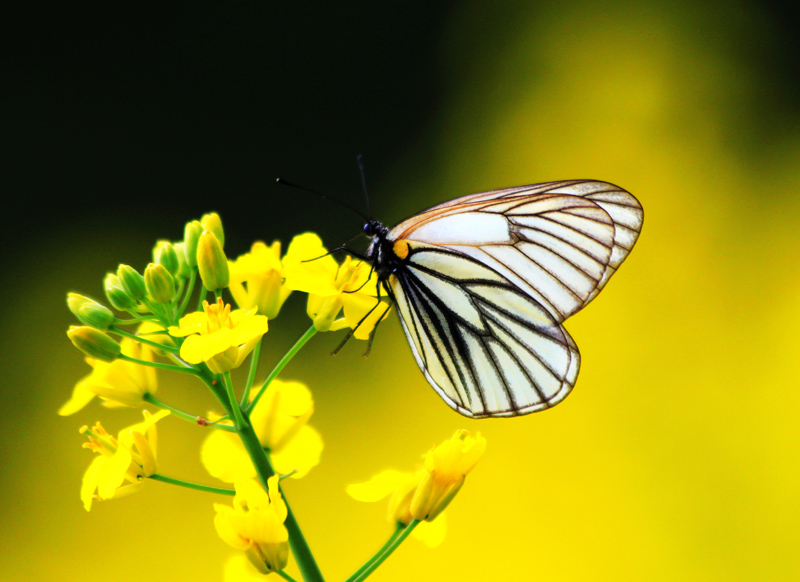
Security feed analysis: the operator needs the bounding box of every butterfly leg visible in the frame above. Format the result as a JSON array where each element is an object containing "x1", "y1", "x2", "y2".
[
  {"x1": 342, "y1": 262, "x2": 376, "y2": 295},
  {"x1": 362, "y1": 283, "x2": 392, "y2": 357},
  {"x1": 330, "y1": 282, "x2": 392, "y2": 356}
]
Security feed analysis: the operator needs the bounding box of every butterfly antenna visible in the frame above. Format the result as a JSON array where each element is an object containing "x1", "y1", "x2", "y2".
[
  {"x1": 301, "y1": 244, "x2": 368, "y2": 264},
  {"x1": 276, "y1": 178, "x2": 369, "y2": 221},
  {"x1": 356, "y1": 154, "x2": 372, "y2": 219}
]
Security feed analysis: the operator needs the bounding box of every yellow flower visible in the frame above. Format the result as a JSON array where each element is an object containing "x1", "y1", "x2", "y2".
[
  {"x1": 214, "y1": 477, "x2": 289, "y2": 574},
  {"x1": 202, "y1": 378, "x2": 323, "y2": 481},
  {"x1": 348, "y1": 430, "x2": 484, "y2": 547},
  {"x1": 282, "y1": 233, "x2": 390, "y2": 339},
  {"x1": 229, "y1": 241, "x2": 292, "y2": 319},
  {"x1": 168, "y1": 298, "x2": 269, "y2": 374},
  {"x1": 410, "y1": 429, "x2": 486, "y2": 521},
  {"x1": 59, "y1": 332, "x2": 158, "y2": 416},
  {"x1": 79, "y1": 409, "x2": 170, "y2": 511},
  {"x1": 347, "y1": 469, "x2": 447, "y2": 548}
]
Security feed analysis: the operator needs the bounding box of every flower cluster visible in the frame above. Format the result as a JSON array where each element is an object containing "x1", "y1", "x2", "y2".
[{"x1": 61, "y1": 211, "x2": 484, "y2": 581}]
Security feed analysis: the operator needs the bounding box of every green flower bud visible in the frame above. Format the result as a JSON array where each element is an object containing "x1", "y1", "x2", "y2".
[
  {"x1": 183, "y1": 220, "x2": 203, "y2": 267},
  {"x1": 117, "y1": 264, "x2": 147, "y2": 300},
  {"x1": 172, "y1": 242, "x2": 192, "y2": 278},
  {"x1": 153, "y1": 240, "x2": 179, "y2": 276},
  {"x1": 144, "y1": 263, "x2": 176, "y2": 304},
  {"x1": 67, "y1": 293, "x2": 115, "y2": 330},
  {"x1": 103, "y1": 273, "x2": 137, "y2": 310},
  {"x1": 67, "y1": 325, "x2": 121, "y2": 362},
  {"x1": 197, "y1": 231, "x2": 230, "y2": 291},
  {"x1": 201, "y1": 212, "x2": 225, "y2": 248}
]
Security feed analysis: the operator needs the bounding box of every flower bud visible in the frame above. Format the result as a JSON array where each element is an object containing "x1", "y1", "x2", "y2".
[
  {"x1": 197, "y1": 231, "x2": 230, "y2": 291},
  {"x1": 67, "y1": 325, "x2": 121, "y2": 362},
  {"x1": 172, "y1": 242, "x2": 193, "y2": 278},
  {"x1": 153, "y1": 240, "x2": 179, "y2": 276},
  {"x1": 104, "y1": 273, "x2": 136, "y2": 310},
  {"x1": 117, "y1": 265, "x2": 146, "y2": 300},
  {"x1": 409, "y1": 429, "x2": 485, "y2": 522},
  {"x1": 183, "y1": 220, "x2": 203, "y2": 267},
  {"x1": 67, "y1": 293, "x2": 115, "y2": 330},
  {"x1": 201, "y1": 212, "x2": 225, "y2": 248},
  {"x1": 247, "y1": 541, "x2": 289, "y2": 575},
  {"x1": 144, "y1": 263, "x2": 176, "y2": 304},
  {"x1": 410, "y1": 472, "x2": 465, "y2": 522},
  {"x1": 306, "y1": 294, "x2": 343, "y2": 332}
]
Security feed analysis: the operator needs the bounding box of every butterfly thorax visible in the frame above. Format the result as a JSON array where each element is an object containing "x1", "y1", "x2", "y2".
[{"x1": 364, "y1": 220, "x2": 403, "y2": 280}]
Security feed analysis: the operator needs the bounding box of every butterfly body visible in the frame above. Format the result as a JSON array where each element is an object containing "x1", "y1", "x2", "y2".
[{"x1": 363, "y1": 180, "x2": 643, "y2": 419}]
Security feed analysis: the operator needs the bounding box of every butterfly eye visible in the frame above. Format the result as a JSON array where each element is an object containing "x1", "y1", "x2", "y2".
[{"x1": 363, "y1": 220, "x2": 381, "y2": 237}]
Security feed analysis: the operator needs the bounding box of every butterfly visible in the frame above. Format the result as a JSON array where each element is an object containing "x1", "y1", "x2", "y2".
[{"x1": 361, "y1": 179, "x2": 643, "y2": 418}]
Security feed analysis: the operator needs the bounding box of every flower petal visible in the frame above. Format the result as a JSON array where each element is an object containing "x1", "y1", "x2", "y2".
[
  {"x1": 282, "y1": 233, "x2": 340, "y2": 296},
  {"x1": 180, "y1": 329, "x2": 235, "y2": 363},
  {"x1": 96, "y1": 447, "x2": 132, "y2": 499},
  {"x1": 80, "y1": 456, "x2": 105, "y2": 511},
  {"x1": 342, "y1": 294, "x2": 391, "y2": 340},
  {"x1": 347, "y1": 469, "x2": 413, "y2": 503},
  {"x1": 202, "y1": 431, "x2": 257, "y2": 483},
  {"x1": 215, "y1": 505, "x2": 252, "y2": 550},
  {"x1": 59, "y1": 380, "x2": 97, "y2": 416},
  {"x1": 411, "y1": 512, "x2": 447, "y2": 548},
  {"x1": 230, "y1": 314, "x2": 269, "y2": 346},
  {"x1": 270, "y1": 425, "x2": 323, "y2": 479}
]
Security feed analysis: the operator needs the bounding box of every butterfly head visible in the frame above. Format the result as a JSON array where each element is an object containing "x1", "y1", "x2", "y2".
[
  {"x1": 362, "y1": 219, "x2": 387, "y2": 239},
  {"x1": 364, "y1": 220, "x2": 401, "y2": 279}
]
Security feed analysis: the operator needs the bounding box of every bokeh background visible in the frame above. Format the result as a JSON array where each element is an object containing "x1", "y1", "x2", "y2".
[{"x1": 5, "y1": 1, "x2": 800, "y2": 580}]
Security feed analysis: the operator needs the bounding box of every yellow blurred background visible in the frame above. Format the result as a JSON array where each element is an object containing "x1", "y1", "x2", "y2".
[{"x1": 4, "y1": 1, "x2": 800, "y2": 581}]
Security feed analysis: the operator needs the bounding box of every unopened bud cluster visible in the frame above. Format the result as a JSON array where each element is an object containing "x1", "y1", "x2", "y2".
[{"x1": 66, "y1": 212, "x2": 229, "y2": 361}]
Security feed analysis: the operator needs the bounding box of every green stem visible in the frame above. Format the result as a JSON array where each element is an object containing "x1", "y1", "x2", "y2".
[
  {"x1": 241, "y1": 339, "x2": 262, "y2": 407},
  {"x1": 110, "y1": 315, "x2": 152, "y2": 325},
  {"x1": 348, "y1": 521, "x2": 420, "y2": 582},
  {"x1": 234, "y1": 411, "x2": 324, "y2": 582},
  {"x1": 247, "y1": 325, "x2": 317, "y2": 413},
  {"x1": 172, "y1": 278, "x2": 185, "y2": 319},
  {"x1": 283, "y1": 499, "x2": 324, "y2": 582},
  {"x1": 195, "y1": 287, "x2": 208, "y2": 312},
  {"x1": 118, "y1": 353, "x2": 201, "y2": 375},
  {"x1": 198, "y1": 372, "x2": 237, "y2": 420},
  {"x1": 149, "y1": 473, "x2": 235, "y2": 496},
  {"x1": 111, "y1": 327, "x2": 179, "y2": 353},
  {"x1": 143, "y1": 393, "x2": 235, "y2": 432},
  {"x1": 345, "y1": 525, "x2": 404, "y2": 582},
  {"x1": 142, "y1": 298, "x2": 173, "y2": 327},
  {"x1": 177, "y1": 270, "x2": 197, "y2": 316},
  {"x1": 222, "y1": 372, "x2": 246, "y2": 429},
  {"x1": 277, "y1": 570, "x2": 300, "y2": 582}
]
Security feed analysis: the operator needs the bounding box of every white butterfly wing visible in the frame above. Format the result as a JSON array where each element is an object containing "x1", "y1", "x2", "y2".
[
  {"x1": 390, "y1": 180, "x2": 643, "y2": 322},
  {"x1": 385, "y1": 180, "x2": 642, "y2": 418},
  {"x1": 386, "y1": 245, "x2": 579, "y2": 418}
]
